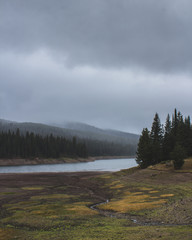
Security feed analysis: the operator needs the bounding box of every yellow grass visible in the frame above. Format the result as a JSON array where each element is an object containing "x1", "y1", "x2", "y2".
[
  {"x1": 110, "y1": 180, "x2": 121, "y2": 186},
  {"x1": 22, "y1": 186, "x2": 44, "y2": 191},
  {"x1": 131, "y1": 192, "x2": 143, "y2": 195},
  {"x1": 67, "y1": 202, "x2": 98, "y2": 216},
  {"x1": 110, "y1": 184, "x2": 124, "y2": 189},
  {"x1": 148, "y1": 158, "x2": 192, "y2": 172},
  {"x1": 98, "y1": 186, "x2": 174, "y2": 213},
  {"x1": 140, "y1": 187, "x2": 153, "y2": 191},
  {"x1": 149, "y1": 191, "x2": 159, "y2": 193},
  {"x1": 160, "y1": 194, "x2": 174, "y2": 197},
  {"x1": 99, "y1": 196, "x2": 167, "y2": 212}
]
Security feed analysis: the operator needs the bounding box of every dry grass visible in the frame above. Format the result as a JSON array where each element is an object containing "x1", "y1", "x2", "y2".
[
  {"x1": 140, "y1": 187, "x2": 153, "y2": 191},
  {"x1": 0, "y1": 228, "x2": 22, "y2": 240},
  {"x1": 22, "y1": 186, "x2": 44, "y2": 191},
  {"x1": 148, "y1": 158, "x2": 192, "y2": 172},
  {"x1": 98, "y1": 186, "x2": 174, "y2": 213},
  {"x1": 99, "y1": 196, "x2": 167, "y2": 212},
  {"x1": 67, "y1": 202, "x2": 98, "y2": 216},
  {"x1": 110, "y1": 184, "x2": 124, "y2": 189},
  {"x1": 178, "y1": 158, "x2": 192, "y2": 172},
  {"x1": 149, "y1": 190, "x2": 159, "y2": 193},
  {"x1": 160, "y1": 194, "x2": 174, "y2": 197}
]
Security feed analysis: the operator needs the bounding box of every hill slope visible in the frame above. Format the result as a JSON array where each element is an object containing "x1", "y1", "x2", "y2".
[
  {"x1": 52, "y1": 121, "x2": 139, "y2": 145},
  {"x1": 0, "y1": 119, "x2": 139, "y2": 145},
  {"x1": 0, "y1": 119, "x2": 139, "y2": 157}
]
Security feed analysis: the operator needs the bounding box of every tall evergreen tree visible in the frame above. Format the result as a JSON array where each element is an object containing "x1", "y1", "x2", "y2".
[
  {"x1": 150, "y1": 113, "x2": 163, "y2": 164},
  {"x1": 162, "y1": 114, "x2": 173, "y2": 160},
  {"x1": 172, "y1": 108, "x2": 178, "y2": 138},
  {"x1": 136, "y1": 128, "x2": 152, "y2": 168},
  {"x1": 184, "y1": 116, "x2": 192, "y2": 156}
]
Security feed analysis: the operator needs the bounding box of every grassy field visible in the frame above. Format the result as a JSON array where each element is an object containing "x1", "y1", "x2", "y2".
[{"x1": 0, "y1": 159, "x2": 191, "y2": 239}]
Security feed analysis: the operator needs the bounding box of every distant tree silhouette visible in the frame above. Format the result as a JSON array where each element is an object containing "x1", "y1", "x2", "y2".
[
  {"x1": 0, "y1": 130, "x2": 87, "y2": 159},
  {"x1": 0, "y1": 129, "x2": 137, "y2": 159}
]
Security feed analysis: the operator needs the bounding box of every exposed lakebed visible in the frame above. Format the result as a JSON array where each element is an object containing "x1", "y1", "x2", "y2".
[{"x1": 0, "y1": 158, "x2": 137, "y2": 173}]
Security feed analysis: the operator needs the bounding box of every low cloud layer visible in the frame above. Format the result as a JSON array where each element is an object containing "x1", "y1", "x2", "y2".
[{"x1": 0, "y1": 1, "x2": 192, "y2": 133}]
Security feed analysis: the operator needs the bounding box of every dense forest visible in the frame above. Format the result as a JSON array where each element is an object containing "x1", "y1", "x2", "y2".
[
  {"x1": 85, "y1": 139, "x2": 136, "y2": 157},
  {"x1": 0, "y1": 119, "x2": 138, "y2": 158},
  {"x1": 0, "y1": 129, "x2": 137, "y2": 159},
  {"x1": 0, "y1": 129, "x2": 87, "y2": 159},
  {"x1": 136, "y1": 109, "x2": 192, "y2": 169}
]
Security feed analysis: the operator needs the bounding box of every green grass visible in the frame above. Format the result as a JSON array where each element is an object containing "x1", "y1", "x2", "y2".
[
  {"x1": 0, "y1": 160, "x2": 192, "y2": 239},
  {"x1": 0, "y1": 224, "x2": 192, "y2": 240}
]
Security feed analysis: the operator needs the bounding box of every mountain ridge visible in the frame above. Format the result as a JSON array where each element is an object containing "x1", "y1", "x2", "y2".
[{"x1": 0, "y1": 119, "x2": 139, "y2": 145}]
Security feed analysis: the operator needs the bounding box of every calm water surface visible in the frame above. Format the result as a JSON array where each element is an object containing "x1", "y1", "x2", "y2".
[{"x1": 0, "y1": 158, "x2": 137, "y2": 173}]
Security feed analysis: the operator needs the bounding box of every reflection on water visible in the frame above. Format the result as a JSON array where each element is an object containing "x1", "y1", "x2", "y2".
[{"x1": 0, "y1": 158, "x2": 137, "y2": 173}]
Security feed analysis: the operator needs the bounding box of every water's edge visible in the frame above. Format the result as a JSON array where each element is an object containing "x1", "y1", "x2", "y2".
[
  {"x1": 0, "y1": 156, "x2": 136, "y2": 167},
  {"x1": 0, "y1": 158, "x2": 137, "y2": 173}
]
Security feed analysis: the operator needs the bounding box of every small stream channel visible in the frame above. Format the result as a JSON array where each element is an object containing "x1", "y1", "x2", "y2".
[
  {"x1": 89, "y1": 199, "x2": 192, "y2": 226},
  {"x1": 90, "y1": 199, "x2": 109, "y2": 211},
  {"x1": 89, "y1": 199, "x2": 138, "y2": 224}
]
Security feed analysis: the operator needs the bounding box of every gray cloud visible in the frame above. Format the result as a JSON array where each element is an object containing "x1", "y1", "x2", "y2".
[
  {"x1": 1, "y1": 0, "x2": 192, "y2": 72},
  {"x1": 0, "y1": 51, "x2": 192, "y2": 133},
  {"x1": 0, "y1": 1, "x2": 192, "y2": 134}
]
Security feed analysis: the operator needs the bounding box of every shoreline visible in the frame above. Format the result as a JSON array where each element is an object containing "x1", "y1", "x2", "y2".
[{"x1": 0, "y1": 156, "x2": 135, "y2": 167}]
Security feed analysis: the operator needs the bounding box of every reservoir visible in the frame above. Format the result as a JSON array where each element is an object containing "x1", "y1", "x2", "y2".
[{"x1": 0, "y1": 158, "x2": 137, "y2": 173}]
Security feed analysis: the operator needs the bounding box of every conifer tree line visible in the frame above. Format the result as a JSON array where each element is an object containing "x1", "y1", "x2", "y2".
[
  {"x1": 0, "y1": 128, "x2": 137, "y2": 159},
  {"x1": 0, "y1": 129, "x2": 87, "y2": 159},
  {"x1": 136, "y1": 109, "x2": 191, "y2": 169},
  {"x1": 85, "y1": 140, "x2": 136, "y2": 157}
]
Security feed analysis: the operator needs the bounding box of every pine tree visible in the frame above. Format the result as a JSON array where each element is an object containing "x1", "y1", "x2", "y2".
[
  {"x1": 184, "y1": 116, "x2": 192, "y2": 156},
  {"x1": 162, "y1": 114, "x2": 173, "y2": 160},
  {"x1": 172, "y1": 108, "x2": 178, "y2": 138},
  {"x1": 150, "y1": 113, "x2": 163, "y2": 164},
  {"x1": 136, "y1": 128, "x2": 152, "y2": 168}
]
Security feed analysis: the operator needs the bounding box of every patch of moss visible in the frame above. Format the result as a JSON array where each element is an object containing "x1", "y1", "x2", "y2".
[
  {"x1": 0, "y1": 192, "x2": 16, "y2": 195},
  {"x1": 31, "y1": 194, "x2": 74, "y2": 200},
  {"x1": 22, "y1": 186, "x2": 44, "y2": 191}
]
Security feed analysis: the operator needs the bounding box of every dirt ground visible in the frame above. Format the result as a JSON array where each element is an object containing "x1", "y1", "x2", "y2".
[{"x1": 0, "y1": 171, "x2": 109, "y2": 204}]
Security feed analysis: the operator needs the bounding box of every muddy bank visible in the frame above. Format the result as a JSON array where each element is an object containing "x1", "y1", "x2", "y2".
[
  {"x1": 0, "y1": 157, "x2": 92, "y2": 166},
  {"x1": 0, "y1": 156, "x2": 135, "y2": 166},
  {"x1": 0, "y1": 171, "x2": 106, "y2": 186}
]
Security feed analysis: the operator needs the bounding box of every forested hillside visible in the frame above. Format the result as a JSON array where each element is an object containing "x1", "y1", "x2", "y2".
[
  {"x1": 0, "y1": 120, "x2": 138, "y2": 158},
  {"x1": 0, "y1": 120, "x2": 139, "y2": 145},
  {"x1": 0, "y1": 129, "x2": 87, "y2": 159}
]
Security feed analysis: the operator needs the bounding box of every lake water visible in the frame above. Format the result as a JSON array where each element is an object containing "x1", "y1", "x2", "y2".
[{"x1": 0, "y1": 158, "x2": 137, "y2": 173}]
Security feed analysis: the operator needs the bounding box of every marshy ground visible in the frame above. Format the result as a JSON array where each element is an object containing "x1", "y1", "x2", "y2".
[{"x1": 0, "y1": 159, "x2": 192, "y2": 239}]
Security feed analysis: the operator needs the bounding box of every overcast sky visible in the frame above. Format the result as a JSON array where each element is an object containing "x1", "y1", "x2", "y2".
[{"x1": 1, "y1": 0, "x2": 192, "y2": 134}]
